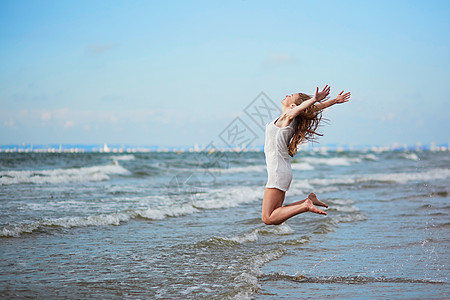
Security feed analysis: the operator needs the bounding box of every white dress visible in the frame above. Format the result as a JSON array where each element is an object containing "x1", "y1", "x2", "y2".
[{"x1": 264, "y1": 117, "x2": 297, "y2": 192}]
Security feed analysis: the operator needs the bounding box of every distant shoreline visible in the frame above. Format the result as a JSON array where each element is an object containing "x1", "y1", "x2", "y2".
[{"x1": 0, "y1": 142, "x2": 449, "y2": 153}]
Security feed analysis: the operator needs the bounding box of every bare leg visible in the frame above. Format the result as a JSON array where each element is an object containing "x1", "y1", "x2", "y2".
[
  {"x1": 284, "y1": 193, "x2": 328, "y2": 208},
  {"x1": 262, "y1": 188, "x2": 327, "y2": 225},
  {"x1": 308, "y1": 192, "x2": 328, "y2": 208}
]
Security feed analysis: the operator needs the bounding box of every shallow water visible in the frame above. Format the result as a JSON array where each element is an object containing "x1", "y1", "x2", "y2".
[{"x1": 1, "y1": 150, "x2": 449, "y2": 298}]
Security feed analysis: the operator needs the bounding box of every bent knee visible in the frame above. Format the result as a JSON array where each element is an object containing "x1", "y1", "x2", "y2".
[
  {"x1": 261, "y1": 215, "x2": 270, "y2": 225},
  {"x1": 261, "y1": 215, "x2": 276, "y2": 225}
]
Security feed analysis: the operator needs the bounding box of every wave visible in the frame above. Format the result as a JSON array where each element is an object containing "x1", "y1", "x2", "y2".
[
  {"x1": 231, "y1": 248, "x2": 285, "y2": 300},
  {"x1": 301, "y1": 157, "x2": 362, "y2": 166},
  {"x1": 288, "y1": 180, "x2": 315, "y2": 194},
  {"x1": 399, "y1": 153, "x2": 420, "y2": 161},
  {"x1": 1, "y1": 186, "x2": 263, "y2": 237},
  {"x1": 216, "y1": 223, "x2": 294, "y2": 244},
  {"x1": 198, "y1": 161, "x2": 314, "y2": 174},
  {"x1": 291, "y1": 162, "x2": 314, "y2": 170},
  {"x1": 362, "y1": 154, "x2": 379, "y2": 161},
  {"x1": 110, "y1": 154, "x2": 136, "y2": 161},
  {"x1": 206, "y1": 165, "x2": 266, "y2": 174},
  {"x1": 332, "y1": 213, "x2": 367, "y2": 223},
  {"x1": 0, "y1": 206, "x2": 199, "y2": 237},
  {"x1": 327, "y1": 198, "x2": 355, "y2": 205},
  {"x1": 261, "y1": 273, "x2": 446, "y2": 285},
  {"x1": 138, "y1": 203, "x2": 199, "y2": 220},
  {"x1": 289, "y1": 182, "x2": 345, "y2": 195},
  {"x1": 306, "y1": 168, "x2": 450, "y2": 186},
  {"x1": 1, "y1": 212, "x2": 133, "y2": 237},
  {"x1": 297, "y1": 153, "x2": 380, "y2": 166},
  {"x1": 359, "y1": 168, "x2": 450, "y2": 184},
  {"x1": 0, "y1": 161, "x2": 130, "y2": 185},
  {"x1": 178, "y1": 153, "x2": 377, "y2": 175},
  {"x1": 191, "y1": 186, "x2": 262, "y2": 209},
  {"x1": 197, "y1": 224, "x2": 294, "y2": 249},
  {"x1": 327, "y1": 205, "x2": 360, "y2": 212}
]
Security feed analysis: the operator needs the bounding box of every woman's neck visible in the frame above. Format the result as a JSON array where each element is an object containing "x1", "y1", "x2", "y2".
[{"x1": 282, "y1": 106, "x2": 291, "y2": 114}]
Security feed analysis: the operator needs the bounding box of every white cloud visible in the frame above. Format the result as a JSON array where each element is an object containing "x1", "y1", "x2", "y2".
[
  {"x1": 4, "y1": 118, "x2": 15, "y2": 127},
  {"x1": 377, "y1": 113, "x2": 395, "y2": 121},
  {"x1": 54, "y1": 108, "x2": 69, "y2": 118},
  {"x1": 64, "y1": 120, "x2": 74, "y2": 128},
  {"x1": 416, "y1": 119, "x2": 424, "y2": 128},
  {"x1": 87, "y1": 43, "x2": 116, "y2": 55},
  {"x1": 109, "y1": 114, "x2": 118, "y2": 123},
  {"x1": 19, "y1": 110, "x2": 29, "y2": 118},
  {"x1": 41, "y1": 111, "x2": 51, "y2": 121},
  {"x1": 264, "y1": 52, "x2": 295, "y2": 66}
]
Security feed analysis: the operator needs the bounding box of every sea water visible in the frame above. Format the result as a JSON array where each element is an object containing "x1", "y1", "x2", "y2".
[{"x1": 1, "y1": 150, "x2": 449, "y2": 299}]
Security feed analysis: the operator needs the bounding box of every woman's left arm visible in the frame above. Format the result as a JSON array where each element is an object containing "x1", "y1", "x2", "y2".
[{"x1": 314, "y1": 91, "x2": 351, "y2": 111}]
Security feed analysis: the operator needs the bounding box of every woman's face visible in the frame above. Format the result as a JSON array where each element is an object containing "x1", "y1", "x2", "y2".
[{"x1": 281, "y1": 93, "x2": 302, "y2": 107}]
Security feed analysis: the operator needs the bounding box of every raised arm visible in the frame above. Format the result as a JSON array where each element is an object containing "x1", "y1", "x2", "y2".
[
  {"x1": 314, "y1": 90, "x2": 351, "y2": 111},
  {"x1": 286, "y1": 85, "x2": 331, "y2": 119}
]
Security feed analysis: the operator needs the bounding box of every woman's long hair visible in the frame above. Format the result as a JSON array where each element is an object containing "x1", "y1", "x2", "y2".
[{"x1": 288, "y1": 93, "x2": 325, "y2": 157}]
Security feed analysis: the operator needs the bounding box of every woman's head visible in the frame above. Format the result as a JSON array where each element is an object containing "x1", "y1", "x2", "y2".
[
  {"x1": 281, "y1": 93, "x2": 312, "y2": 109},
  {"x1": 286, "y1": 93, "x2": 324, "y2": 157}
]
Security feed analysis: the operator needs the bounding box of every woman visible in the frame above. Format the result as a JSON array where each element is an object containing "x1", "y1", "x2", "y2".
[{"x1": 262, "y1": 85, "x2": 351, "y2": 225}]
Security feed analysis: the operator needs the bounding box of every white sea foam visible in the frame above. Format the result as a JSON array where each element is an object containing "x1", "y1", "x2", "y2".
[
  {"x1": 291, "y1": 162, "x2": 315, "y2": 170},
  {"x1": 360, "y1": 168, "x2": 450, "y2": 184},
  {"x1": 288, "y1": 180, "x2": 315, "y2": 195},
  {"x1": 249, "y1": 249, "x2": 285, "y2": 274},
  {"x1": 0, "y1": 162, "x2": 130, "y2": 185},
  {"x1": 1, "y1": 205, "x2": 197, "y2": 237},
  {"x1": 206, "y1": 165, "x2": 266, "y2": 174},
  {"x1": 232, "y1": 249, "x2": 285, "y2": 299},
  {"x1": 263, "y1": 222, "x2": 294, "y2": 235},
  {"x1": 363, "y1": 154, "x2": 379, "y2": 161},
  {"x1": 315, "y1": 186, "x2": 340, "y2": 193},
  {"x1": 309, "y1": 177, "x2": 356, "y2": 186},
  {"x1": 1, "y1": 185, "x2": 264, "y2": 237},
  {"x1": 301, "y1": 157, "x2": 361, "y2": 166},
  {"x1": 1, "y1": 222, "x2": 40, "y2": 237},
  {"x1": 333, "y1": 214, "x2": 367, "y2": 223},
  {"x1": 6, "y1": 167, "x2": 445, "y2": 237},
  {"x1": 110, "y1": 154, "x2": 136, "y2": 161},
  {"x1": 138, "y1": 204, "x2": 199, "y2": 220},
  {"x1": 226, "y1": 230, "x2": 260, "y2": 243},
  {"x1": 328, "y1": 199, "x2": 355, "y2": 205},
  {"x1": 1, "y1": 212, "x2": 134, "y2": 237},
  {"x1": 288, "y1": 179, "x2": 340, "y2": 196},
  {"x1": 308, "y1": 168, "x2": 450, "y2": 186},
  {"x1": 399, "y1": 153, "x2": 420, "y2": 161},
  {"x1": 205, "y1": 161, "x2": 313, "y2": 173},
  {"x1": 192, "y1": 186, "x2": 262, "y2": 209},
  {"x1": 329, "y1": 205, "x2": 360, "y2": 212},
  {"x1": 221, "y1": 223, "x2": 294, "y2": 244}
]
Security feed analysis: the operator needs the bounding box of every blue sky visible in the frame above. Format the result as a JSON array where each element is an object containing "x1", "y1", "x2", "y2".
[{"x1": 1, "y1": 0, "x2": 449, "y2": 148}]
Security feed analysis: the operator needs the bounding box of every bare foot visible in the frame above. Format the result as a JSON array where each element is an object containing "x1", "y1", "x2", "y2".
[
  {"x1": 302, "y1": 198, "x2": 327, "y2": 215},
  {"x1": 308, "y1": 193, "x2": 328, "y2": 208}
]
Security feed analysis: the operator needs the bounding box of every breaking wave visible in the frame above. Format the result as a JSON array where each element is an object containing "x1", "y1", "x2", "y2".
[
  {"x1": 0, "y1": 162, "x2": 130, "y2": 185},
  {"x1": 1, "y1": 185, "x2": 263, "y2": 237},
  {"x1": 306, "y1": 168, "x2": 450, "y2": 186}
]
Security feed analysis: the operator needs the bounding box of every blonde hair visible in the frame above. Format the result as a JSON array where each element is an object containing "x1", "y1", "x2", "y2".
[{"x1": 288, "y1": 93, "x2": 325, "y2": 157}]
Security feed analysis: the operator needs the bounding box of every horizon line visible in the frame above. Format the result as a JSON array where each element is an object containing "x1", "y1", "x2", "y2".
[{"x1": 1, "y1": 142, "x2": 449, "y2": 153}]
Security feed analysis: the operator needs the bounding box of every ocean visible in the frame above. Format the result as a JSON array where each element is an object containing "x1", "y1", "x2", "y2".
[{"x1": 1, "y1": 150, "x2": 449, "y2": 299}]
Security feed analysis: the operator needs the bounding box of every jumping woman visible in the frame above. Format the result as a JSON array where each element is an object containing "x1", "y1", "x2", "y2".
[{"x1": 262, "y1": 85, "x2": 351, "y2": 225}]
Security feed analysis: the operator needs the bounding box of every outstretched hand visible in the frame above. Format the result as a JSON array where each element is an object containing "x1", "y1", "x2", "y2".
[
  {"x1": 335, "y1": 91, "x2": 351, "y2": 104},
  {"x1": 315, "y1": 85, "x2": 331, "y2": 101}
]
